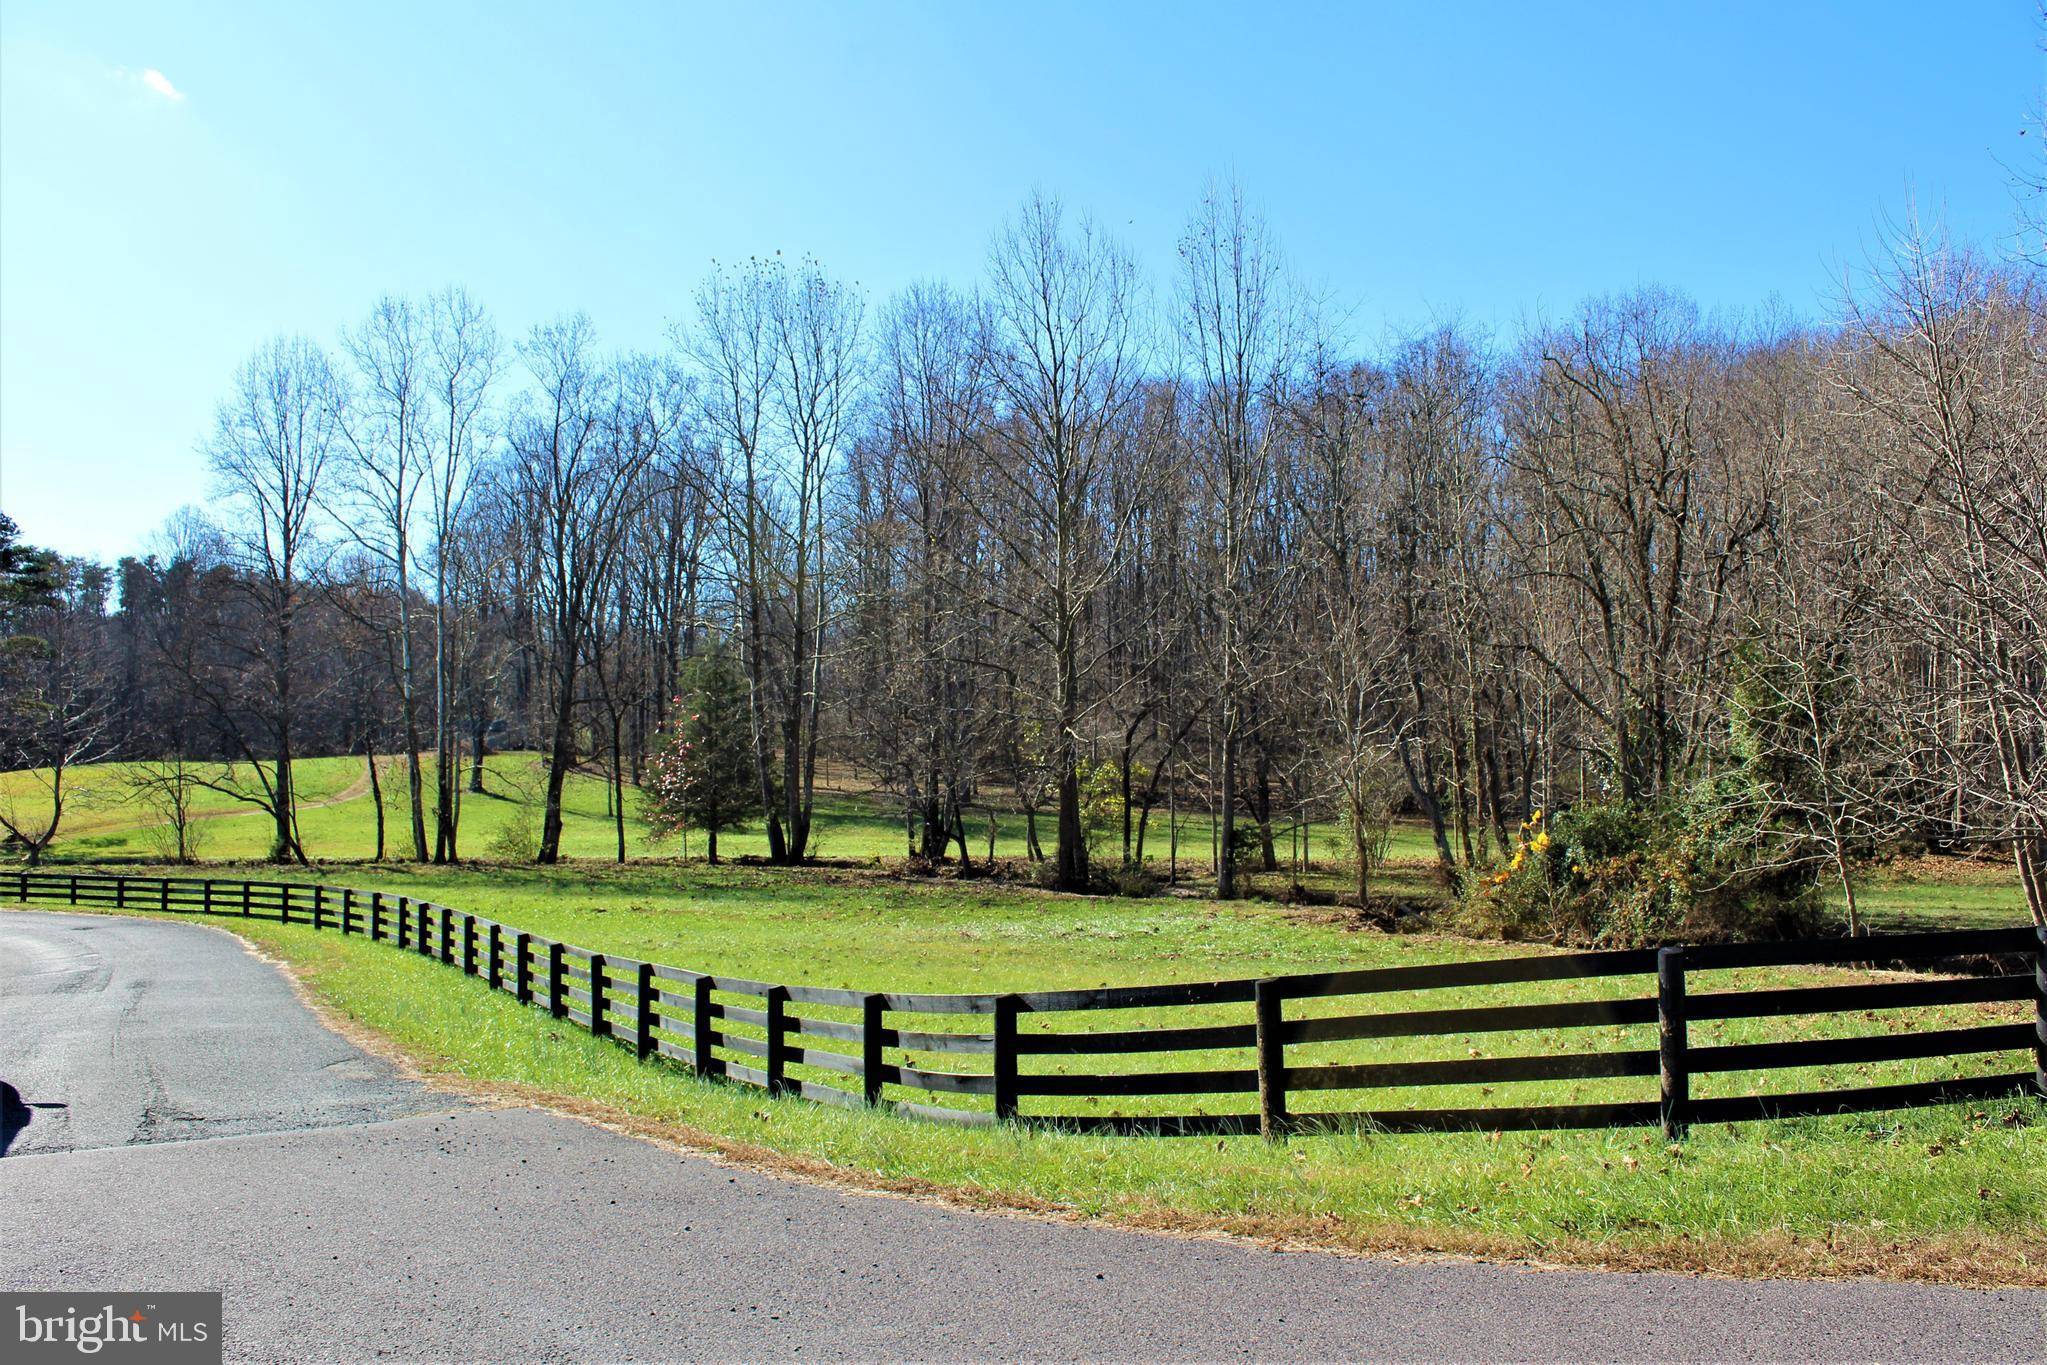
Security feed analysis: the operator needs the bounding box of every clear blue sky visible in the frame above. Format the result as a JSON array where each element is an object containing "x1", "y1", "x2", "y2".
[{"x1": 2, "y1": 1, "x2": 2038, "y2": 563}]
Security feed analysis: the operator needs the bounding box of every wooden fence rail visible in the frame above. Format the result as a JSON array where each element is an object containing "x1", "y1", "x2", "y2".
[{"x1": 9, "y1": 871, "x2": 2044, "y2": 1140}]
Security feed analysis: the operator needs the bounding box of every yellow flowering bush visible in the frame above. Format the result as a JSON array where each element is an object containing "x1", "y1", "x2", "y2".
[{"x1": 1456, "y1": 787, "x2": 1829, "y2": 947}]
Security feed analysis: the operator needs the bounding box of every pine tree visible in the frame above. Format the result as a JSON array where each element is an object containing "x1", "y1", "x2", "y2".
[{"x1": 642, "y1": 645, "x2": 765, "y2": 864}]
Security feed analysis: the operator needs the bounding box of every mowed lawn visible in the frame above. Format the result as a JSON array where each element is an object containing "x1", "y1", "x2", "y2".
[{"x1": 25, "y1": 858, "x2": 2045, "y2": 1284}]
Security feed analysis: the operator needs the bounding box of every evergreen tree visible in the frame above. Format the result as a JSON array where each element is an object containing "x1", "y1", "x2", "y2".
[{"x1": 642, "y1": 645, "x2": 765, "y2": 864}]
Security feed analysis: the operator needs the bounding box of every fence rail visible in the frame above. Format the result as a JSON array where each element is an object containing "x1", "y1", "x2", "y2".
[{"x1": 9, "y1": 871, "x2": 2043, "y2": 1139}]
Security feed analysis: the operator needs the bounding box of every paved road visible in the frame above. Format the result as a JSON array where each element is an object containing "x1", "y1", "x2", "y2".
[
  {"x1": 4, "y1": 909, "x2": 2042, "y2": 1362},
  {"x1": 0, "y1": 910, "x2": 444, "y2": 1155}
]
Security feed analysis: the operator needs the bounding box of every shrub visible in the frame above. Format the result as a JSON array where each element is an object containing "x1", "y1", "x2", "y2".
[
  {"x1": 485, "y1": 801, "x2": 540, "y2": 863},
  {"x1": 1454, "y1": 786, "x2": 1833, "y2": 947},
  {"x1": 1105, "y1": 861, "x2": 1160, "y2": 898}
]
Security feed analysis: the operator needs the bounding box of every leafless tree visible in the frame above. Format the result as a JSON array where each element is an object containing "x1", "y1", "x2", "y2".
[
  {"x1": 1178, "y1": 179, "x2": 1299, "y2": 894},
  {"x1": 333, "y1": 295, "x2": 432, "y2": 859},
  {"x1": 201, "y1": 335, "x2": 340, "y2": 861},
  {"x1": 0, "y1": 566, "x2": 114, "y2": 866},
  {"x1": 422, "y1": 286, "x2": 500, "y2": 860},
  {"x1": 504, "y1": 316, "x2": 660, "y2": 864},
  {"x1": 980, "y1": 194, "x2": 1150, "y2": 890},
  {"x1": 1841, "y1": 224, "x2": 2047, "y2": 926}
]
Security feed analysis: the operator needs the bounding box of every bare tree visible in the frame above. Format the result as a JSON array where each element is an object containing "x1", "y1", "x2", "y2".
[
  {"x1": 422, "y1": 287, "x2": 500, "y2": 861},
  {"x1": 766, "y1": 258, "x2": 863, "y2": 859},
  {"x1": 687, "y1": 259, "x2": 790, "y2": 859},
  {"x1": 1178, "y1": 179, "x2": 1299, "y2": 895},
  {"x1": 1504, "y1": 294, "x2": 1778, "y2": 806},
  {"x1": 334, "y1": 295, "x2": 432, "y2": 860},
  {"x1": 504, "y1": 316, "x2": 660, "y2": 864},
  {"x1": 980, "y1": 194, "x2": 1150, "y2": 890},
  {"x1": 0, "y1": 563, "x2": 113, "y2": 866},
  {"x1": 201, "y1": 335, "x2": 339, "y2": 861},
  {"x1": 1842, "y1": 225, "x2": 2047, "y2": 927},
  {"x1": 845, "y1": 281, "x2": 994, "y2": 862},
  {"x1": 686, "y1": 257, "x2": 863, "y2": 863}
]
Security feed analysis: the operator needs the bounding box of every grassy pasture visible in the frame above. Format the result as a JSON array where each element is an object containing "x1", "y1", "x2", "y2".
[
  {"x1": 4, "y1": 755, "x2": 2030, "y2": 934},
  {"x1": 27, "y1": 859, "x2": 2042, "y2": 1282},
  {"x1": 1, "y1": 750, "x2": 1448, "y2": 898}
]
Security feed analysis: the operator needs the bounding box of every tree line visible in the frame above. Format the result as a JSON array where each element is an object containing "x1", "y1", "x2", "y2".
[{"x1": 2, "y1": 186, "x2": 2040, "y2": 932}]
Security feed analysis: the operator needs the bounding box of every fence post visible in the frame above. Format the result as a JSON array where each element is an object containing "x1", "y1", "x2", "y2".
[
  {"x1": 69, "y1": 873, "x2": 79, "y2": 906},
  {"x1": 462, "y1": 916, "x2": 477, "y2": 976},
  {"x1": 764, "y1": 985, "x2": 790, "y2": 1096},
  {"x1": 160, "y1": 877, "x2": 170, "y2": 912},
  {"x1": 1255, "y1": 978, "x2": 1289, "y2": 1141},
  {"x1": 514, "y1": 932, "x2": 532, "y2": 1005},
  {"x1": 692, "y1": 975, "x2": 715, "y2": 1077},
  {"x1": 369, "y1": 892, "x2": 383, "y2": 942},
  {"x1": 240, "y1": 881, "x2": 250, "y2": 917},
  {"x1": 313, "y1": 886, "x2": 325, "y2": 930},
  {"x1": 202, "y1": 880, "x2": 214, "y2": 915},
  {"x1": 115, "y1": 878, "x2": 126, "y2": 910},
  {"x1": 588, "y1": 952, "x2": 609, "y2": 1037},
  {"x1": 1658, "y1": 946, "x2": 1691, "y2": 1139},
  {"x1": 547, "y1": 942, "x2": 566, "y2": 1019},
  {"x1": 992, "y1": 995, "x2": 1020, "y2": 1122},
  {"x1": 861, "y1": 993, "x2": 886, "y2": 1106},
  {"x1": 635, "y1": 962, "x2": 655, "y2": 1061},
  {"x1": 488, "y1": 924, "x2": 503, "y2": 991},
  {"x1": 2033, "y1": 926, "x2": 2045, "y2": 1101},
  {"x1": 341, "y1": 888, "x2": 355, "y2": 936}
]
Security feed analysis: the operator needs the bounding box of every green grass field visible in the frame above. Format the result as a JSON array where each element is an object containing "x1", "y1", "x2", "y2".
[
  {"x1": 5, "y1": 754, "x2": 2031, "y2": 935},
  {"x1": 23, "y1": 859, "x2": 2043, "y2": 1283}
]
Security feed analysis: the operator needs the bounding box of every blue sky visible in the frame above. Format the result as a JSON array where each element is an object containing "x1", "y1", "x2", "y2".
[{"x1": 2, "y1": 1, "x2": 2038, "y2": 563}]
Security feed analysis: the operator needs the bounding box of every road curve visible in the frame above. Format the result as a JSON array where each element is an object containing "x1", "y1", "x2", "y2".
[
  {"x1": 3, "y1": 907, "x2": 2042, "y2": 1362},
  {"x1": 0, "y1": 909, "x2": 446, "y2": 1155}
]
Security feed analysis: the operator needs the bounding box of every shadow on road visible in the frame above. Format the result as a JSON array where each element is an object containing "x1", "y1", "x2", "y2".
[{"x1": 1, "y1": 1081, "x2": 66, "y2": 1156}]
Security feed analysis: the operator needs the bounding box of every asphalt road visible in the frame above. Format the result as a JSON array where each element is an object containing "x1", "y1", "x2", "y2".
[{"x1": 4, "y1": 908, "x2": 2042, "y2": 1363}]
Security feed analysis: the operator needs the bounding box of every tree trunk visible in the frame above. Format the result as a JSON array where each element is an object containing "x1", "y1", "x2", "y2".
[
  {"x1": 469, "y1": 705, "x2": 489, "y2": 793},
  {"x1": 365, "y1": 748, "x2": 385, "y2": 862},
  {"x1": 1219, "y1": 728, "x2": 1239, "y2": 897},
  {"x1": 612, "y1": 712, "x2": 627, "y2": 864},
  {"x1": 1056, "y1": 763, "x2": 1087, "y2": 891},
  {"x1": 536, "y1": 685, "x2": 576, "y2": 864}
]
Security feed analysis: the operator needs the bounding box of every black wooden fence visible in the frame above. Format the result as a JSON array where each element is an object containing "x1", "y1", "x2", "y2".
[{"x1": 11, "y1": 871, "x2": 2044, "y2": 1139}]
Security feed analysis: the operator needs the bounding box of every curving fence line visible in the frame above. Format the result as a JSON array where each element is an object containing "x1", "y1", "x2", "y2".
[{"x1": 10, "y1": 870, "x2": 2045, "y2": 1139}]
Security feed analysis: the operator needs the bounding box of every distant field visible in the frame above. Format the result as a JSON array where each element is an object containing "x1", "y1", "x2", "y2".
[
  {"x1": 3, "y1": 754, "x2": 2032, "y2": 932},
  {"x1": 0, "y1": 751, "x2": 1441, "y2": 871}
]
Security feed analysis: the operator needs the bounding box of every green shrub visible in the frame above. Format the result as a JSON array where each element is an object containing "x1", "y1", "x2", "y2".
[
  {"x1": 1454, "y1": 786, "x2": 1833, "y2": 947},
  {"x1": 1105, "y1": 861, "x2": 1161, "y2": 898}
]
